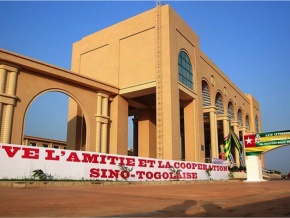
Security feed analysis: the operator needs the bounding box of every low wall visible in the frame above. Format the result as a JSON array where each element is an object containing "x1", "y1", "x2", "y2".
[{"x1": 0, "y1": 144, "x2": 229, "y2": 181}]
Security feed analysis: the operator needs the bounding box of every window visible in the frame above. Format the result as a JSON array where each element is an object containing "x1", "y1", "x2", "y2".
[
  {"x1": 215, "y1": 93, "x2": 224, "y2": 115},
  {"x1": 53, "y1": 145, "x2": 59, "y2": 149},
  {"x1": 29, "y1": 142, "x2": 36, "y2": 146},
  {"x1": 228, "y1": 102, "x2": 234, "y2": 121},
  {"x1": 202, "y1": 81, "x2": 211, "y2": 107},
  {"x1": 178, "y1": 51, "x2": 193, "y2": 89},
  {"x1": 238, "y1": 109, "x2": 243, "y2": 126},
  {"x1": 42, "y1": 144, "x2": 48, "y2": 148},
  {"x1": 246, "y1": 115, "x2": 250, "y2": 131}
]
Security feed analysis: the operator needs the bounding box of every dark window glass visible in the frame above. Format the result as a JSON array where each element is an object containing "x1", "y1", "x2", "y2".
[{"x1": 178, "y1": 51, "x2": 193, "y2": 90}]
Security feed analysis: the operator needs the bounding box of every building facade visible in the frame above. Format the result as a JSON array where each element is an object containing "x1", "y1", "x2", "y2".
[
  {"x1": 23, "y1": 135, "x2": 67, "y2": 150},
  {"x1": 0, "y1": 4, "x2": 261, "y2": 165}
]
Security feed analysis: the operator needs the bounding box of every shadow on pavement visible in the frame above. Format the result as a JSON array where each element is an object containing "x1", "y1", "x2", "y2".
[{"x1": 112, "y1": 196, "x2": 290, "y2": 217}]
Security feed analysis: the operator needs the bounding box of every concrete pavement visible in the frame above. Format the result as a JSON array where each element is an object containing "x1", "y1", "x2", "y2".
[{"x1": 0, "y1": 180, "x2": 290, "y2": 217}]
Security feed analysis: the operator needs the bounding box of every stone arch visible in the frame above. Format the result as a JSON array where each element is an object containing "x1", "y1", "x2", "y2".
[
  {"x1": 13, "y1": 72, "x2": 102, "y2": 151},
  {"x1": 23, "y1": 88, "x2": 88, "y2": 150},
  {"x1": 0, "y1": 52, "x2": 119, "y2": 153}
]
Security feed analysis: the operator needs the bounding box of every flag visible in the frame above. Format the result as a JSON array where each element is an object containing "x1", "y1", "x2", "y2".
[
  {"x1": 224, "y1": 133, "x2": 231, "y2": 160},
  {"x1": 244, "y1": 133, "x2": 256, "y2": 148},
  {"x1": 230, "y1": 130, "x2": 242, "y2": 155},
  {"x1": 224, "y1": 120, "x2": 243, "y2": 162},
  {"x1": 244, "y1": 133, "x2": 260, "y2": 156}
]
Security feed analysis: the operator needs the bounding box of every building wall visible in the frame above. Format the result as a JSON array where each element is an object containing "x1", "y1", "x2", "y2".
[
  {"x1": 0, "y1": 4, "x2": 261, "y2": 165},
  {"x1": 71, "y1": 4, "x2": 261, "y2": 163},
  {"x1": 71, "y1": 8, "x2": 157, "y2": 91},
  {"x1": 23, "y1": 135, "x2": 66, "y2": 150}
]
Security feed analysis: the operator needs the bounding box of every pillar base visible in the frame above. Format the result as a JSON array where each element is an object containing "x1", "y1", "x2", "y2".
[{"x1": 244, "y1": 156, "x2": 267, "y2": 182}]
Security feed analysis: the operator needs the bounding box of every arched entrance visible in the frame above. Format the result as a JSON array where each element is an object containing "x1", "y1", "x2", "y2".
[
  {"x1": 244, "y1": 130, "x2": 290, "y2": 181},
  {"x1": 0, "y1": 50, "x2": 122, "y2": 153},
  {"x1": 24, "y1": 90, "x2": 87, "y2": 151}
]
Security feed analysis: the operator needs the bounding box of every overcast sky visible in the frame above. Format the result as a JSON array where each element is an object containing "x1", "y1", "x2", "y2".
[{"x1": 1, "y1": 1, "x2": 290, "y2": 173}]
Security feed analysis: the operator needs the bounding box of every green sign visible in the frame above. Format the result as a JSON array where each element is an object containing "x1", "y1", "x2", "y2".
[{"x1": 255, "y1": 130, "x2": 290, "y2": 146}]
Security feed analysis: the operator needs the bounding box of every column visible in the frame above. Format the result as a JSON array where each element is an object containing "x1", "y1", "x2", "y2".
[
  {"x1": 101, "y1": 123, "x2": 108, "y2": 153},
  {"x1": 208, "y1": 107, "x2": 218, "y2": 158},
  {"x1": 138, "y1": 108, "x2": 156, "y2": 158},
  {"x1": 7, "y1": 70, "x2": 18, "y2": 95},
  {"x1": 0, "y1": 68, "x2": 7, "y2": 93},
  {"x1": 95, "y1": 94, "x2": 102, "y2": 152},
  {"x1": 2, "y1": 105, "x2": 14, "y2": 143},
  {"x1": 109, "y1": 95, "x2": 128, "y2": 155},
  {"x1": 0, "y1": 63, "x2": 19, "y2": 144},
  {"x1": 95, "y1": 122, "x2": 101, "y2": 152},
  {"x1": 221, "y1": 115, "x2": 230, "y2": 139},
  {"x1": 101, "y1": 96, "x2": 109, "y2": 153},
  {"x1": 95, "y1": 92, "x2": 109, "y2": 153},
  {"x1": 183, "y1": 99, "x2": 196, "y2": 161},
  {"x1": 0, "y1": 67, "x2": 7, "y2": 141}
]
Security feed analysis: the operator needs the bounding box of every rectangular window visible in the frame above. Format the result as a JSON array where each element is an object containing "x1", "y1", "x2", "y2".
[
  {"x1": 29, "y1": 142, "x2": 36, "y2": 146},
  {"x1": 42, "y1": 144, "x2": 48, "y2": 148},
  {"x1": 53, "y1": 145, "x2": 59, "y2": 149}
]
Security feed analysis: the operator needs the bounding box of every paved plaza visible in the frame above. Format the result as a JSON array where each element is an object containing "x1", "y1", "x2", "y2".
[{"x1": 1, "y1": 180, "x2": 290, "y2": 217}]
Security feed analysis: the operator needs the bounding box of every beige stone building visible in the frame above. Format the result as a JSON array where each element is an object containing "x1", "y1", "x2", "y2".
[
  {"x1": 23, "y1": 135, "x2": 66, "y2": 150},
  {"x1": 0, "y1": 4, "x2": 261, "y2": 165}
]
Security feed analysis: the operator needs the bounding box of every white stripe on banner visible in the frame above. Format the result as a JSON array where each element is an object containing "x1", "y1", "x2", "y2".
[{"x1": 0, "y1": 144, "x2": 229, "y2": 181}]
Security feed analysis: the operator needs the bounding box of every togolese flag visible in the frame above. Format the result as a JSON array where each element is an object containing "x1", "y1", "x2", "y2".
[
  {"x1": 244, "y1": 130, "x2": 290, "y2": 156},
  {"x1": 244, "y1": 134, "x2": 256, "y2": 148},
  {"x1": 244, "y1": 133, "x2": 263, "y2": 156}
]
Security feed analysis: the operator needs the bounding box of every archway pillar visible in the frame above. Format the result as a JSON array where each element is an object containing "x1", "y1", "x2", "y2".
[
  {"x1": 0, "y1": 63, "x2": 19, "y2": 143},
  {"x1": 109, "y1": 95, "x2": 128, "y2": 155},
  {"x1": 95, "y1": 92, "x2": 110, "y2": 153},
  {"x1": 245, "y1": 156, "x2": 266, "y2": 182},
  {"x1": 183, "y1": 99, "x2": 198, "y2": 162},
  {"x1": 138, "y1": 108, "x2": 156, "y2": 158}
]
